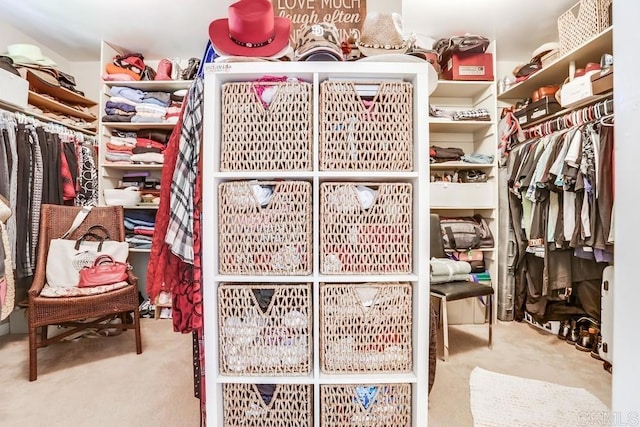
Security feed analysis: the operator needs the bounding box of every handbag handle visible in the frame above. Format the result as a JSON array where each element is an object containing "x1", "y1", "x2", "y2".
[
  {"x1": 86, "y1": 225, "x2": 111, "y2": 240},
  {"x1": 74, "y1": 232, "x2": 105, "y2": 251},
  {"x1": 60, "y1": 205, "x2": 93, "y2": 239}
]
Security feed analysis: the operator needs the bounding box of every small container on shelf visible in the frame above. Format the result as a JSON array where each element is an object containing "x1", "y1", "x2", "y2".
[
  {"x1": 320, "y1": 383, "x2": 412, "y2": 427},
  {"x1": 220, "y1": 80, "x2": 313, "y2": 172},
  {"x1": 223, "y1": 383, "x2": 313, "y2": 427},
  {"x1": 320, "y1": 182, "x2": 412, "y2": 274},
  {"x1": 320, "y1": 282, "x2": 412, "y2": 374},
  {"x1": 218, "y1": 180, "x2": 312, "y2": 275},
  {"x1": 319, "y1": 80, "x2": 413, "y2": 171},
  {"x1": 218, "y1": 283, "x2": 312, "y2": 375}
]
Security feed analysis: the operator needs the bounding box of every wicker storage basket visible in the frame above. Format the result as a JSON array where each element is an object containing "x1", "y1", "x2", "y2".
[
  {"x1": 220, "y1": 81, "x2": 313, "y2": 171},
  {"x1": 321, "y1": 383, "x2": 411, "y2": 427},
  {"x1": 218, "y1": 283, "x2": 312, "y2": 375},
  {"x1": 219, "y1": 180, "x2": 312, "y2": 275},
  {"x1": 558, "y1": 0, "x2": 612, "y2": 54},
  {"x1": 320, "y1": 182, "x2": 412, "y2": 274},
  {"x1": 223, "y1": 383, "x2": 313, "y2": 427},
  {"x1": 319, "y1": 80, "x2": 413, "y2": 171},
  {"x1": 320, "y1": 282, "x2": 412, "y2": 373}
]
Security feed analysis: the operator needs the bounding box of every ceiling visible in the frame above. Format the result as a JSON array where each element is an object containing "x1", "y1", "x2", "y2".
[{"x1": 0, "y1": 0, "x2": 576, "y2": 63}]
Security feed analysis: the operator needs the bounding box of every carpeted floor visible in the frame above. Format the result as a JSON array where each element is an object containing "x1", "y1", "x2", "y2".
[
  {"x1": 469, "y1": 367, "x2": 609, "y2": 426},
  {"x1": 428, "y1": 320, "x2": 612, "y2": 426},
  {"x1": 0, "y1": 318, "x2": 200, "y2": 426}
]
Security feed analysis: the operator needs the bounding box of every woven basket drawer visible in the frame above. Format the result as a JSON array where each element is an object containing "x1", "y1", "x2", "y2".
[
  {"x1": 321, "y1": 383, "x2": 412, "y2": 427},
  {"x1": 223, "y1": 383, "x2": 313, "y2": 427},
  {"x1": 220, "y1": 81, "x2": 313, "y2": 171},
  {"x1": 319, "y1": 80, "x2": 413, "y2": 171},
  {"x1": 320, "y1": 282, "x2": 412, "y2": 374},
  {"x1": 218, "y1": 283, "x2": 312, "y2": 375},
  {"x1": 558, "y1": 0, "x2": 612, "y2": 54},
  {"x1": 218, "y1": 180, "x2": 312, "y2": 275},
  {"x1": 320, "y1": 182, "x2": 412, "y2": 274}
]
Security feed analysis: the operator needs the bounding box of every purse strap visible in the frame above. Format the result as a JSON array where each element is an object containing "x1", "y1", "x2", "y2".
[{"x1": 60, "y1": 205, "x2": 93, "y2": 239}]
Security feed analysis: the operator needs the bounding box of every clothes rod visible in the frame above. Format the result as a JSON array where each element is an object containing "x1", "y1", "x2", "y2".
[{"x1": 525, "y1": 97, "x2": 613, "y2": 138}]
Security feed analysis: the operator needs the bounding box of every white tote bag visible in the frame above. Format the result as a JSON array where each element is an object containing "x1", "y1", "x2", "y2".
[{"x1": 45, "y1": 206, "x2": 129, "y2": 288}]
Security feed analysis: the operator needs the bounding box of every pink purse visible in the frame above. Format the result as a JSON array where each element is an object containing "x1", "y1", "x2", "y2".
[{"x1": 78, "y1": 255, "x2": 130, "y2": 288}]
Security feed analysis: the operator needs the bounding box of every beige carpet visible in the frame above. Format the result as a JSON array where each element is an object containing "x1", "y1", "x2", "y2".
[
  {"x1": 0, "y1": 318, "x2": 200, "y2": 426},
  {"x1": 469, "y1": 367, "x2": 609, "y2": 427},
  {"x1": 429, "y1": 320, "x2": 612, "y2": 426}
]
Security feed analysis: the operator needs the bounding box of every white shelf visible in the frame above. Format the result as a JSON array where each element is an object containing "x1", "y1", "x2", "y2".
[
  {"x1": 428, "y1": 42, "x2": 499, "y2": 327},
  {"x1": 101, "y1": 122, "x2": 176, "y2": 130},
  {"x1": 498, "y1": 27, "x2": 613, "y2": 100},
  {"x1": 103, "y1": 79, "x2": 193, "y2": 91},
  {"x1": 203, "y1": 61, "x2": 431, "y2": 427}
]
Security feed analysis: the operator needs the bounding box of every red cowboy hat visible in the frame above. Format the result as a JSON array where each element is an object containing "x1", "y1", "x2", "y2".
[{"x1": 209, "y1": 0, "x2": 291, "y2": 58}]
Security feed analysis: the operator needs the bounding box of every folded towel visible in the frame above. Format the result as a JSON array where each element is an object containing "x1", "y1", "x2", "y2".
[
  {"x1": 430, "y1": 257, "x2": 471, "y2": 277},
  {"x1": 431, "y1": 273, "x2": 472, "y2": 284}
]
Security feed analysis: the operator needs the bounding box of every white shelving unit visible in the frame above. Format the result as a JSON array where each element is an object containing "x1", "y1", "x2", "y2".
[
  {"x1": 97, "y1": 41, "x2": 192, "y2": 294},
  {"x1": 428, "y1": 44, "x2": 499, "y2": 325},
  {"x1": 202, "y1": 61, "x2": 431, "y2": 426}
]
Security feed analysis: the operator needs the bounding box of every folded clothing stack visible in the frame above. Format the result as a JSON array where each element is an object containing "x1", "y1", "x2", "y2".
[
  {"x1": 124, "y1": 210, "x2": 156, "y2": 250},
  {"x1": 105, "y1": 128, "x2": 171, "y2": 165},
  {"x1": 430, "y1": 257, "x2": 472, "y2": 284}
]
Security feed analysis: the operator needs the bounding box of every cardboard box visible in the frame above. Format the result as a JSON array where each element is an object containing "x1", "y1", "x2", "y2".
[
  {"x1": 591, "y1": 68, "x2": 613, "y2": 95},
  {"x1": 441, "y1": 52, "x2": 494, "y2": 81},
  {"x1": 514, "y1": 106, "x2": 529, "y2": 126},
  {"x1": 0, "y1": 67, "x2": 29, "y2": 110},
  {"x1": 527, "y1": 97, "x2": 563, "y2": 123}
]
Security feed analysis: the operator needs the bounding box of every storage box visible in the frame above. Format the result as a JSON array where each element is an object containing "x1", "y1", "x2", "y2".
[
  {"x1": 559, "y1": 74, "x2": 593, "y2": 108},
  {"x1": 430, "y1": 182, "x2": 494, "y2": 208},
  {"x1": 524, "y1": 311, "x2": 561, "y2": 335},
  {"x1": 319, "y1": 80, "x2": 413, "y2": 171},
  {"x1": 441, "y1": 52, "x2": 494, "y2": 81},
  {"x1": 218, "y1": 283, "x2": 312, "y2": 375},
  {"x1": 0, "y1": 67, "x2": 28, "y2": 109},
  {"x1": 590, "y1": 68, "x2": 613, "y2": 94},
  {"x1": 513, "y1": 106, "x2": 529, "y2": 126},
  {"x1": 320, "y1": 182, "x2": 413, "y2": 274},
  {"x1": 218, "y1": 180, "x2": 312, "y2": 275},
  {"x1": 321, "y1": 383, "x2": 411, "y2": 427},
  {"x1": 558, "y1": 0, "x2": 612, "y2": 54},
  {"x1": 526, "y1": 97, "x2": 563, "y2": 123},
  {"x1": 220, "y1": 81, "x2": 313, "y2": 171},
  {"x1": 320, "y1": 282, "x2": 412, "y2": 374},
  {"x1": 223, "y1": 383, "x2": 312, "y2": 427}
]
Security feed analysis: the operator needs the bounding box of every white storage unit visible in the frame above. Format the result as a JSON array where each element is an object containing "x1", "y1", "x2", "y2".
[
  {"x1": 202, "y1": 61, "x2": 431, "y2": 426},
  {"x1": 429, "y1": 44, "x2": 499, "y2": 325},
  {"x1": 97, "y1": 41, "x2": 192, "y2": 297}
]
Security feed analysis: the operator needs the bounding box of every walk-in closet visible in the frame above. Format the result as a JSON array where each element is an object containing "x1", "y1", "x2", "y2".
[{"x1": 0, "y1": 1, "x2": 637, "y2": 426}]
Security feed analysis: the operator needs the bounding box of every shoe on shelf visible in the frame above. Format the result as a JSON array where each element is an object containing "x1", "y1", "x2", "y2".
[
  {"x1": 575, "y1": 326, "x2": 598, "y2": 352},
  {"x1": 567, "y1": 319, "x2": 580, "y2": 344}
]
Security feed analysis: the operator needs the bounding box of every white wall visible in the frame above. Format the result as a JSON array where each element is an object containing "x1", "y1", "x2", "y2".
[{"x1": 612, "y1": 1, "x2": 640, "y2": 419}]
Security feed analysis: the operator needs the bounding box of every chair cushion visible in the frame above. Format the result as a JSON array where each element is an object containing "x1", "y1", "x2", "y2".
[
  {"x1": 430, "y1": 281, "x2": 494, "y2": 302},
  {"x1": 39, "y1": 281, "x2": 130, "y2": 298}
]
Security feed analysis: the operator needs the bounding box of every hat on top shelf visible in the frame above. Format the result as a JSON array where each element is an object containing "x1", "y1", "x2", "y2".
[
  {"x1": 355, "y1": 12, "x2": 410, "y2": 57},
  {"x1": 208, "y1": 0, "x2": 292, "y2": 58},
  {"x1": 294, "y1": 22, "x2": 344, "y2": 62},
  {"x1": 3, "y1": 44, "x2": 57, "y2": 67}
]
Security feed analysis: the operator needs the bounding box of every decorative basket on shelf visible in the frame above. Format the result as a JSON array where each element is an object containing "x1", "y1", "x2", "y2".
[
  {"x1": 218, "y1": 283, "x2": 312, "y2": 376},
  {"x1": 320, "y1": 383, "x2": 412, "y2": 427},
  {"x1": 320, "y1": 182, "x2": 412, "y2": 274},
  {"x1": 218, "y1": 180, "x2": 312, "y2": 275},
  {"x1": 557, "y1": 0, "x2": 612, "y2": 54},
  {"x1": 220, "y1": 81, "x2": 313, "y2": 171},
  {"x1": 223, "y1": 383, "x2": 313, "y2": 427},
  {"x1": 319, "y1": 80, "x2": 413, "y2": 171},
  {"x1": 320, "y1": 282, "x2": 412, "y2": 374}
]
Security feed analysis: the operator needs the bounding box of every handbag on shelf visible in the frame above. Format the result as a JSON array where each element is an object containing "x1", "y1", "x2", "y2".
[
  {"x1": 439, "y1": 214, "x2": 494, "y2": 250},
  {"x1": 78, "y1": 255, "x2": 130, "y2": 288},
  {"x1": 46, "y1": 206, "x2": 129, "y2": 288}
]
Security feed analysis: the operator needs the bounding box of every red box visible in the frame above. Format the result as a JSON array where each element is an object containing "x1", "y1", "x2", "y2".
[{"x1": 441, "y1": 52, "x2": 494, "y2": 81}]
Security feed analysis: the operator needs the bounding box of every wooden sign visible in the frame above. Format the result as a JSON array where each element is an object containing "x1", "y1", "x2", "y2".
[{"x1": 273, "y1": 0, "x2": 367, "y2": 47}]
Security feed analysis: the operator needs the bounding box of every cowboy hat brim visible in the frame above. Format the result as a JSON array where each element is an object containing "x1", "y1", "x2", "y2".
[{"x1": 209, "y1": 17, "x2": 291, "y2": 58}]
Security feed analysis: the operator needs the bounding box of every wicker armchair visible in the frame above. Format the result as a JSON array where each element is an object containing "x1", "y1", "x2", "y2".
[{"x1": 28, "y1": 204, "x2": 142, "y2": 381}]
